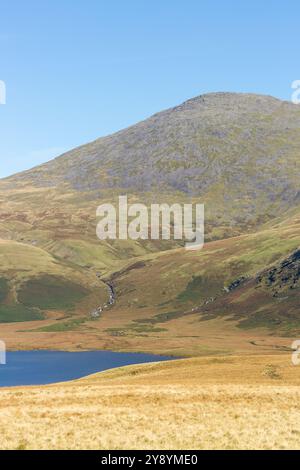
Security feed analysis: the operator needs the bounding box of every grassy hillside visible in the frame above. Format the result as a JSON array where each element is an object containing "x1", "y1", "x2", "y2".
[
  {"x1": 1, "y1": 354, "x2": 300, "y2": 450},
  {"x1": 100, "y1": 210, "x2": 300, "y2": 337},
  {"x1": 1, "y1": 211, "x2": 297, "y2": 356},
  {"x1": 0, "y1": 93, "x2": 299, "y2": 346},
  {"x1": 0, "y1": 240, "x2": 108, "y2": 324}
]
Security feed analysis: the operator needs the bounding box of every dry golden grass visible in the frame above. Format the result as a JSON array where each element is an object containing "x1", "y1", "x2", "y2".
[{"x1": 1, "y1": 354, "x2": 300, "y2": 450}]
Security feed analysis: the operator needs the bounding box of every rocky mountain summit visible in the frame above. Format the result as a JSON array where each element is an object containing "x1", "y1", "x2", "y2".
[{"x1": 2, "y1": 92, "x2": 300, "y2": 235}]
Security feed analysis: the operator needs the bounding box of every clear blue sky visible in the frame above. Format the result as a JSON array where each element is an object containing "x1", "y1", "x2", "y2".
[{"x1": 0, "y1": 0, "x2": 299, "y2": 177}]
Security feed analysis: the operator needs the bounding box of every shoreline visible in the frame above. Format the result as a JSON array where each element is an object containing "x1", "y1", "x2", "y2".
[
  {"x1": 0, "y1": 349, "x2": 178, "y2": 389},
  {"x1": 0, "y1": 354, "x2": 299, "y2": 450}
]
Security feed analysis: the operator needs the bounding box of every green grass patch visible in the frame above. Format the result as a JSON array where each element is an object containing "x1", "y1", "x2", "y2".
[
  {"x1": 18, "y1": 275, "x2": 89, "y2": 310},
  {"x1": 134, "y1": 310, "x2": 187, "y2": 325},
  {"x1": 34, "y1": 318, "x2": 86, "y2": 332},
  {"x1": 0, "y1": 278, "x2": 9, "y2": 303},
  {"x1": 176, "y1": 275, "x2": 204, "y2": 303},
  {"x1": 130, "y1": 323, "x2": 166, "y2": 333},
  {"x1": 0, "y1": 305, "x2": 44, "y2": 323},
  {"x1": 238, "y1": 312, "x2": 291, "y2": 331},
  {"x1": 106, "y1": 323, "x2": 167, "y2": 336}
]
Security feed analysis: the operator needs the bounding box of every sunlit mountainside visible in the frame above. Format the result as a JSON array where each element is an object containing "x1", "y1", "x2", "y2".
[{"x1": 0, "y1": 92, "x2": 299, "y2": 354}]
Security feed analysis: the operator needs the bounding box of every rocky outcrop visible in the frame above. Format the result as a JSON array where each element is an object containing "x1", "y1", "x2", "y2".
[
  {"x1": 256, "y1": 248, "x2": 300, "y2": 296},
  {"x1": 224, "y1": 276, "x2": 248, "y2": 293}
]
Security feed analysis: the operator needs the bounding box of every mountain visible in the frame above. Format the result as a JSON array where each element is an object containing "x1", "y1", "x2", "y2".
[
  {"x1": 0, "y1": 92, "x2": 300, "y2": 354},
  {"x1": 2, "y1": 92, "x2": 300, "y2": 236}
]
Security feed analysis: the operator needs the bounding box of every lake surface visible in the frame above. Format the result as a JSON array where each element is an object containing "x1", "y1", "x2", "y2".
[{"x1": 0, "y1": 350, "x2": 175, "y2": 387}]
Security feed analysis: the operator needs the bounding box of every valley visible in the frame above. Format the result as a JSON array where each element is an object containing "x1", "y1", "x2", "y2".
[{"x1": 0, "y1": 93, "x2": 299, "y2": 357}]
